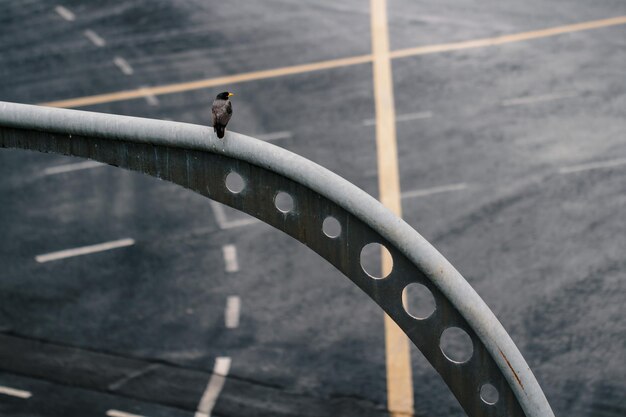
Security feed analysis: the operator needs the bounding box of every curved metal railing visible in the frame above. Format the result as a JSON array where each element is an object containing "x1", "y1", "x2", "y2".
[{"x1": 0, "y1": 101, "x2": 554, "y2": 417}]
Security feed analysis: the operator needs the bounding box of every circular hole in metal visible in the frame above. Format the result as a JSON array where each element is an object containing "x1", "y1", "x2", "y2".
[
  {"x1": 322, "y1": 216, "x2": 341, "y2": 238},
  {"x1": 440, "y1": 327, "x2": 473, "y2": 363},
  {"x1": 402, "y1": 283, "x2": 436, "y2": 319},
  {"x1": 480, "y1": 383, "x2": 499, "y2": 405},
  {"x1": 275, "y1": 191, "x2": 294, "y2": 213},
  {"x1": 225, "y1": 172, "x2": 245, "y2": 194},
  {"x1": 360, "y1": 243, "x2": 393, "y2": 280}
]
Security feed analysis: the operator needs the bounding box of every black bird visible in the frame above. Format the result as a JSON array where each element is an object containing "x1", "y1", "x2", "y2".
[{"x1": 212, "y1": 91, "x2": 234, "y2": 139}]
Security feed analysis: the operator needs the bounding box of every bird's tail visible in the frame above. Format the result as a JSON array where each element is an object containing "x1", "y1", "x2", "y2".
[{"x1": 216, "y1": 124, "x2": 225, "y2": 139}]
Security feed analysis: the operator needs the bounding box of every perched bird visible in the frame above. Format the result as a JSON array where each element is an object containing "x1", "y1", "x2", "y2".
[{"x1": 211, "y1": 91, "x2": 234, "y2": 139}]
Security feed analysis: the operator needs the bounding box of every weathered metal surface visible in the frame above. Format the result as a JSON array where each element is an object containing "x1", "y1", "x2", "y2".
[{"x1": 0, "y1": 101, "x2": 554, "y2": 417}]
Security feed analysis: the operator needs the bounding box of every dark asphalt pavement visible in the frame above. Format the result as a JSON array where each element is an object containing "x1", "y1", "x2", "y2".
[{"x1": 1, "y1": 1, "x2": 625, "y2": 416}]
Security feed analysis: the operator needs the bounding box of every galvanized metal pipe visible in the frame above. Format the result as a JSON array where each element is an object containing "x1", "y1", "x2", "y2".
[{"x1": 0, "y1": 101, "x2": 554, "y2": 417}]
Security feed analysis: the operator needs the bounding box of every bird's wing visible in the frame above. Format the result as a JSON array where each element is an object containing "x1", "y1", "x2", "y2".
[
  {"x1": 211, "y1": 106, "x2": 217, "y2": 126},
  {"x1": 214, "y1": 102, "x2": 232, "y2": 126}
]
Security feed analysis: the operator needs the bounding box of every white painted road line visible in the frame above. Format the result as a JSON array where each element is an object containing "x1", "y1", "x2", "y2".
[
  {"x1": 194, "y1": 357, "x2": 231, "y2": 417},
  {"x1": 43, "y1": 160, "x2": 104, "y2": 176},
  {"x1": 54, "y1": 5, "x2": 75, "y2": 21},
  {"x1": 395, "y1": 111, "x2": 434, "y2": 123},
  {"x1": 401, "y1": 183, "x2": 468, "y2": 199},
  {"x1": 256, "y1": 131, "x2": 292, "y2": 141},
  {"x1": 222, "y1": 244, "x2": 239, "y2": 273},
  {"x1": 140, "y1": 86, "x2": 159, "y2": 106},
  {"x1": 501, "y1": 91, "x2": 578, "y2": 106},
  {"x1": 559, "y1": 157, "x2": 626, "y2": 174},
  {"x1": 363, "y1": 111, "x2": 432, "y2": 126},
  {"x1": 209, "y1": 201, "x2": 259, "y2": 230},
  {"x1": 108, "y1": 363, "x2": 160, "y2": 391},
  {"x1": 35, "y1": 238, "x2": 135, "y2": 263},
  {"x1": 106, "y1": 410, "x2": 146, "y2": 417},
  {"x1": 84, "y1": 29, "x2": 106, "y2": 47},
  {"x1": 225, "y1": 296, "x2": 241, "y2": 329},
  {"x1": 0, "y1": 385, "x2": 32, "y2": 399},
  {"x1": 113, "y1": 57, "x2": 134, "y2": 75}
]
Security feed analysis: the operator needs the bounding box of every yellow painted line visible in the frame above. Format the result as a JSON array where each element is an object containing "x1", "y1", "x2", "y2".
[
  {"x1": 39, "y1": 15, "x2": 626, "y2": 109},
  {"x1": 41, "y1": 54, "x2": 372, "y2": 108},
  {"x1": 390, "y1": 15, "x2": 626, "y2": 59},
  {"x1": 371, "y1": 0, "x2": 414, "y2": 415}
]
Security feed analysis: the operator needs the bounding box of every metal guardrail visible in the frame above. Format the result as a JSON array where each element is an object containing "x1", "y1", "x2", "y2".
[{"x1": 0, "y1": 101, "x2": 554, "y2": 417}]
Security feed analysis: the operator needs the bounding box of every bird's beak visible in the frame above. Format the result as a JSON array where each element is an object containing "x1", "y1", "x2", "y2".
[{"x1": 228, "y1": 92, "x2": 234, "y2": 97}]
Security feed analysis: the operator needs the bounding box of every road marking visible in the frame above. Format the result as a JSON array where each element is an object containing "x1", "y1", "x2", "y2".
[
  {"x1": 43, "y1": 54, "x2": 372, "y2": 108},
  {"x1": 222, "y1": 244, "x2": 239, "y2": 273},
  {"x1": 194, "y1": 357, "x2": 231, "y2": 417},
  {"x1": 107, "y1": 411, "x2": 146, "y2": 417},
  {"x1": 40, "y1": 16, "x2": 626, "y2": 109},
  {"x1": 396, "y1": 111, "x2": 434, "y2": 123},
  {"x1": 502, "y1": 91, "x2": 578, "y2": 106},
  {"x1": 559, "y1": 157, "x2": 626, "y2": 174},
  {"x1": 402, "y1": 183, "x2": 468, "y2": 199},
  {"x1": 139, "y1": 86, "x2": 160, "y2": 106},
  {"x1": 35, "y1": 238, "x2": 135, "y2": 263},
  {"x1": 108, "y1": 363, "x2": 160, "y2": 391},
  {"x1": 371, "y1": 0, "x2": 414, "y2": 415},
  {"x1": 255, "y1": 131, "x2": 293, "y2": 141},
  {"x1": 363, "y1": 111, "x2": 432, "y2": 126},
  {"x1": 0, "y1": 385, "x2": 32, "y2": 399},
  {"x1": 209, "y1": 201, "x2": 260, "y2": 230},
  {"x1": 54, "y1": 5, "x2": 75, "y2": 21},
  {"x1": 84, "y1": 29, "x2": 106, "y2": 47},
  {"x1": 113, "y1": 57, "x2": 134, "y2": 75},
  {"x1": 43, "y1": 160, "x2": 104, "y2": 176},
  {"x1": 389, "y1": 16, "x2": 626, "y2": 59},
  {"x1": 225, "y1": 296, "x2": 241, "y2": 329}
]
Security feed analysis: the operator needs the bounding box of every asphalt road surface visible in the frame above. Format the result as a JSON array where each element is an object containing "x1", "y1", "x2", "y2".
[{"x1": 1, "y1": 1, "x2": 625, "y2": 416}]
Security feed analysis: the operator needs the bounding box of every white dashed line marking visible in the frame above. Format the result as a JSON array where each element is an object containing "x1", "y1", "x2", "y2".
[
  {"x1": 139, "y1": 86, "x2": 159, "y2": 106},
  {"x1": 559, "y1": 157, "x2": 626, "y2": 174},
  {"x1": 256, "y1": 131, "x2": 292, "y2": 141},
  {"x1": 209, "y1": 201, "x2": 259, "y2": 230},
  {"x1": 0, "y1": 385, "x2": 32, "y2": 399},
  {"x1": 106, "y1": 411, "x2": 146, "y2": 417},
  {"x1": 194, "y1": 357, "x2": 231, "y2": 417},
  {"x1": 84, "y1": 29, "x2": 106, "y2": 47},
  {"x1": 363, "y1": 111, "x2": 432, "y2": 126},
  {"x1": 401, "y1": 183, "x2": 468, "y2": 199},
  {"x1": 108, "y1": 364, "x2": 160, "y2": 391},
  {"x1": 225, "y1": 296, "x2": 241, "y2": 329},
  {"x1": 113, "y1": 57, "x2": 134, "y2": 75},
  {"x1": 501, "y1": 91, "x2": 578, "y2": 107},
  {"x1": 43, "y1": 160, "x2": 104, "y2": 176},
  {"x1": 222, "y1": 244, "x2": 239, "y2": 273},
  {"x1": 35, "y1": 238, "x2": 135, "y2": 263},
  {"x1": 54, "y1": 5, "x2": 75, "y2": 21},
  {"x1": 395, "y1": 111, "x2": 434, "y2": 123}
]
